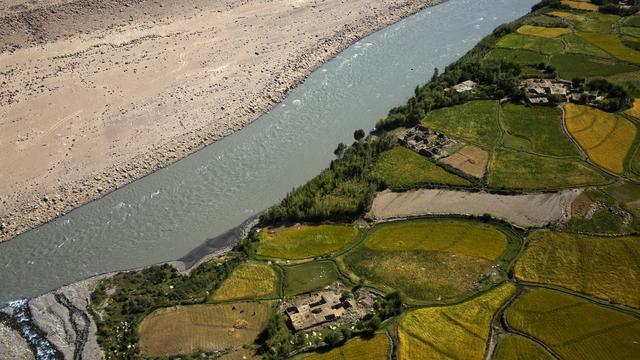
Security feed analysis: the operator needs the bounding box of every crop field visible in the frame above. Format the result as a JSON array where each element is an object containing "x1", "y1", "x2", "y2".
[
  {"x1": 361, "y1": 219, "x2": 508, "y2": 261},
  {"x1": 212, "y1": 262, "x2": 277, "y2": 301},
  {"x1": 372, "y1": 147, "x2": 471, "y2": 188},
  {"x1": 548, "y1": 11, "x2": 573, "y2": 18},
  {"x1": 485, "y1": 48, "x2": 546, "y2": 65},
  {"x1": 561, "y1": 0, "x2": 599, "y2": 11},
  {"x1": 563, "y1": 33, "x2": 612, "y2": 58},
  {"x1": 500, "y1": 104, "x2": 579, "y2": 157},
  {"x1": 283, "y1": 261, "x2": 340, "y2": 297},
  {"x1": 488, "y1": 148, "x2": 608, "y2": 189},
  {"x1": 505, "y1": 288, "x2": 640, "y2": 360},
  {"x1": 440, "y1": 146, "x2": 489, "y2": 178},
  {"x1": 625, "y1": 15, "x2": 640, "y2": 27},
  {"x1": 492, "y1": 335, "x2": 555, "y2": 360},
  {"x1": 567, "y1": 12, "x2": 619, "y2": 33},
  {"x1": 257, "y1": 225, "x2": 358, "y2": 260},
  {"x1": 421, "y1": 100, "x2": 500, "y2": 149},
  {"x1": 515, "y1": 231, "x2": 640, "y2": 308},
  {"x1": 516, "y1": 25, "x2": 570, "y2": 38},
  {"x1": 397, "y1": 283, "x2": 515, "y2": 360},
  {"x1": 550, "y1": 53, "x2": 639, "y2": 79},
  {"x1": 564, "y1": 103, "x2": 637, "y2": 174},
  {"x1": 625, "y1": 99, "x2": 640, "y2": 119},
  {"x1": 577, "y1": 32, "x2": 640, "y2": 63},
  {"x1": 138, "y1": 302, "x2": 272, "y2": 357},
  {"x1": 622, "y1": 26, "x2": 640, "y2": 38},
  {"x1": 220, "y1": 349, "x2": 261, "y2": 360},
  {"x1": 495, "y1": 34, "x2": 563, "y2": 55},
  {"x1": 302, "y1": 334, "x2": 390, "y2": 360}
]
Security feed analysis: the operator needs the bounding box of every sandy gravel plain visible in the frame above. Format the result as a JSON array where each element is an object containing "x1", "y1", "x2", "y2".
[{"x1": 0, "y1": 0, "x2": 444, "y2": 241}]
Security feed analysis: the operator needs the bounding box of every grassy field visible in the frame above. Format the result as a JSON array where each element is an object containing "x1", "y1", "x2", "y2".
[
  {"x1": 421, "y1": 100, "x2": 500, "y2": 149},
  {"x1": 372, "y1": 147, "x2": 471, "y2": 188},
  {"x1": 561, "y1": 0, "x2": 598, "y2": 11},
  {"x1": 139, "y1": 302, "x2": 271, "y2": 357},
  {"x1": 515, "y1": 231, "x2": 640, "y2": 308},
  {"x1": 567, "y1": 12, "x2": 619, "y2": 33},
  {"x1": 565, "y1": 103, "x2": 637, "y2": 174},
  {"x1": 488, "y1": 148, "x2": 608, "y2": 189},
  {"x1": 283, "y1": 261, "x2": 341, "y2": 297},
  {"x1": 257, "y1": 225, "x2": 358, "y2": 260},
  {"x1": 212, "y1": 262, "x2": 277, "y2": 301},
  {"x1": 440, "y1": 146, "x2": 489, "y2": 178},
  {"x1": 563, "y1": 33, "x2": 612, "y2": 58},
  {"x1": 500, "y1": 104, "x2": 580, "y2": 157},
  {"x1": 625, "y1": 15, "x2": 640, "y2": 27},
  {"x1": 485, "y1": 48, "x2": 546, "y2": 65},
  {"x1": 398, "y1": 283, "x2": 515, "y2": 360},
  {"x1": 495, "y1": 34, "x2": 563, "y2": 55},
  {"x1": 361, "y1": 219, "x2": 508, "y2": 261},
  {"x1": 505, "y1": 288, "x2": 640, "y2": 360},
  {"x1": 516, "y1": 25, "x2": 570, "y2": 38},
  {"x1": 550, "y1": 53, "x2": 639, "y2": 79},
  {"x1": 577, "y1": 32, "x2": 640, "y2": 63},
  {"x1": 492, "y1": 335, "x2": 556, "y2": 360},
  {"x1": 622, "y1": 26, "x2": 640, "y2": 38},
  {"x1": 301, "y1": 334, "x2": 390, "y2": 360}
]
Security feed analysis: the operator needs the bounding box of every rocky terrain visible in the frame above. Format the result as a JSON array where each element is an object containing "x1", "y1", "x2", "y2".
[{"x1": 0, "y1": 0, "x2": 444, "y2": 242}]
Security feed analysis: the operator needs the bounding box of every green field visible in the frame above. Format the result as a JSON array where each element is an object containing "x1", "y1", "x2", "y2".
[
  {"x1": 422, "y1": 100, "x2": 500, "y2": 149},
  {"x1": 563, "y1": 33, "x2": 612, "y2": 58},
  {"x1": 372, "y1": 147, "x2": 471, "y2": 188},
  {"x1": 516, "y1": 25, "x2": 571, "y2": 38},
  {"x1": 485, "y1": 48, "x2": 546, "y2": 65},
  {"x1": 500, "y1": 104, "x2": 580, "y2": 157},
  {"x1": 258, "y1": 225, "x2": 358, "y2": 260},
  {"x1": 625, "y1": 15, "x2": 640, "y2": 27},
  {"x1": 549, "y1": 53, "x2": 639, "y2": 79},
  {"x1": 213, "y1": 262, "x2": 277, "y2": 301},
  {"x1": 622, "y1": 26, "x2": 640, "y2": 38},
  {"x1": 283, "y1": 261, "x2": 341, "y2": 297},
  {"x1": 488, "y1": 148, "x2": 608, "y2": 190},
  {"x1": 398, "y1": 283, "x2": 515, "y2": 360},
  {"x1": 505, "y1": 288, "x2": 640, "y2": 360},
  {"x1": 361, "y1": 219, "x2": 508, "y2": 261},
  {"x1": 567, "y1": 12, "x2": 619, "y2": 33},
  {"x1": 302, "y1": 334, "x2": 390, "y2": 360},
  {"x1": 526, "y1": 14, "x2": 569, "y2": 28},
  {"x1": 495, "y1": 34, "x2": 563, "y2": 55},
  {"x1": 492, "y1": 335, "x2": 556, "y2": 360},
  {"x1": 515, "y1": 231, "x2": 640, "y2": 308},
  {"x1": 577, "y1": 32, "x2": 640, "y2": 63}
]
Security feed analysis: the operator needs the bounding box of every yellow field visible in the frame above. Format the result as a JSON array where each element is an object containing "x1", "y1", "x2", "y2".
[
  {"x1": 548, "y1": 11, "x2": 573, "y2": 18},
  {"x1": 515, "y1": 231, "x2": 640, "y2": 308},
  {"x1": 213, "y1": 262, "x2": 277, "y2": 301},
  {"x1": 625, "y1": 98, "x2": 640, "y2": 119},
  {"x1": 398, "y1": 283, "x2": 516, "y2": 360},
  {"x1": 258, "y1": 225, "x2": 358, "y2": 260},
  {"x1": 139, "y1": 302, "x2": 272, "y2": 357},
  {"x1": 302, "y1": 334, "x2": 390, "y2": 360},
  {"x1": 493, "y1": 335, "x2": 555, "y2": 360},
  {"x1": 565, "y1": 103, "x2": 637, "y2": 174},
  {"x1": 505, "y1": 288, "x2": 640, "y2": 360},
  {"x1": 440, "y1": 145, "x2": 489, "y2": 178},
  {"x1": 561, "y1": 0, "x2": 598, "y2": 11},
  {"x1": 516, "y1": 25, "x2": 571, "y2": 38},
  {"x1": 362, "y1": 219, "x2": 508, "y2": 261}
]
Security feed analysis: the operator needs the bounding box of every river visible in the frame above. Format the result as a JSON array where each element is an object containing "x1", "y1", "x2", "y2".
[{"x1": 0, "y1": 0, "x2": 537, "y2": 304}]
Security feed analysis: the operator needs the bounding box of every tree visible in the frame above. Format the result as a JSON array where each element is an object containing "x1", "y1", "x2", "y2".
[
  {"x1": 354, "y1": 129, "x2": 365, "y2": 141},
  {"x1": 324, "y1": 331, "x2": 342, "y2": 348},
  {"x1": 334, "y1": 143, "x2": 346, "y2": 158}
]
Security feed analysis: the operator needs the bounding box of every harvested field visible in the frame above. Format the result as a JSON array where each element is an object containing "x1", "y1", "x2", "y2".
[
  {"x1": 516, "y1": 25, "x2": 571, "y2": 38},
  {"x1": 302, "y1": 334, "x2": 390, "y2": 360},
  {"x1": 515, "y1": 231, "x2": 640, "y2": 308},
  {"x1": 283, "y1": 261, "x2": 340, "y2": 297},
  {"x1": 139, "y1": 302, "x2": 271, "y2": 357},
  {"x1": 361, "y1": 219, "x2": 508, "y2": 261},
  {"x1": 564, "y1": 103, "x2": 637, "y2": 174},
  {"x1": 368, "y1": 189, "x2": 583, "y2": 228},
  {"x1": 372, "y1": 147, "x2": 471, "y2": 188},
  {"x1": 496, "y1": 34, "x2": 563, "y2": 55},
  {"x1": 561, "y1": 0, "x2": 599, "y2": 11},
  {"x1": 257, "y1": 225, "x2": 358, "y2": 260},
  {"x1": 440, "y1": 146, "x2": 489, "y2": 178},
  {"x1": 577, "y1": 32, "x2": 640, "y2": 63},
  {"x1": 398, "y1": 283, "x2": 516, "y2": 360},
  {"x1": 505, "y1": 288, "x2": 640, "y2": 360},
  {"x1": 548, "y1": 11, "x2": 573, "y2": 18},
  {"x1": 421, "y1": 100, "x2": 500, "y2": 149},
  {"x1": 488, "y1": 148, "x2": 609, "y2": 189},
  {"x1": 550, "y1": 53, "x2": 639, "y2": 79},
  {"x1": 492, "y1": 335, "x2": 555, "y2": 360},
  {"x1": 213, "y1": 262, "x2": 277, "y2": 301},
  {"x1": 219, "y1": 349, "x2": 261, "y2": 360}
]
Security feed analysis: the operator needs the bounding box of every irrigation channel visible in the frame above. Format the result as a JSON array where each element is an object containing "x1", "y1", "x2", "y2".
[{"x1": 0, "y1": 0, "x2": 537, "y2": 304}]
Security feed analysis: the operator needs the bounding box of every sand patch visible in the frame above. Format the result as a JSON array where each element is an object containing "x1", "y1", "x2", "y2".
[{"x1": 440, "y1": 146, "x2": 489, "y2": 178}]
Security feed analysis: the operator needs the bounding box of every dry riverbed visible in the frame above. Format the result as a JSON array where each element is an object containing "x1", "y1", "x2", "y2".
[{"x1": 0, "y1": 0, "x2": 444, "y2": 242}]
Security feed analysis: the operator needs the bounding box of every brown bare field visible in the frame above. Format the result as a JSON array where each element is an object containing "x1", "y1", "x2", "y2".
[
  {"x1": 440, "y1": 146, "x2": 489, "y2": 178},
  {"x1": 138, "y1": 302, "x2": 272, "y2": 357}
]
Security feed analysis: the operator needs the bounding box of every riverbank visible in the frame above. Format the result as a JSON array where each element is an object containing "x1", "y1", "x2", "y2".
[{"x1": 0, "y1": 0, "x2": 445, "y2": 242}]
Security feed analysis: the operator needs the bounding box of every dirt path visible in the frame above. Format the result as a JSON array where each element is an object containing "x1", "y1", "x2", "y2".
[
  {"x1": 0, "y1": 0, "x2": 444, "y2": 242},
  {"x1": 368, "y1": 188, "x2": 583, "y2": 228}
]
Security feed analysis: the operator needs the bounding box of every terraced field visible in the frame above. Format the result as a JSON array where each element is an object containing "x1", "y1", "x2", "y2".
[
  {"x1": 564, "y1": 103, "x2": 637, "y2": 174},
  {"x1": 561, "y1": 0, "x2": 598, "y2": 11},
  {"x1": 567, "y1": 12, "x2": 619, "y2": 33},
  {"x1": 257, "y1": 225, "x2": 358, "y2": 260},
  {"x1": 563, "y1": 33, "x2": 612, "y2": 58},
  {"x1": 495, "y1": 34, "x2": 563, "y2": 55},
  {"x1": 550, "y1": 54, "x2": 638, "y2": 79},
  {"x1": 492, "y1": 335, "x2": 555, "y2": 360},
  {"x1": 302, "y1": 334, "x2": 390, "y2": 360},
  {"x1": 515, "y1": 231, "x2": 640, "y2": 308},
  {"x1": 372, "y1": 147, "x2": 471, "y2": 188},
  {"x1": 577, "y1": 33, "x2": 640, "y2": 63},
  {"x1": 505, "y1": 288, "x2": 640, "y2": 360},
  {"x1": 398, "y1": 283, "x2": 515, "y2": 360},
  {"x1": 213, "y1": 262, "x2": 278, "y2": 301},
  {"x1": 138, "y1": 302, "x2": 272, "y2": 357},
  {"x1": 485, "y1": 48, "x2": 546, "y2": 65},
  {"x1": 283, "y1": 261, "x2": 340, "y2": 297},
  {"x1": 516, "y1": 25, "x2": 570, "y2": 38}
]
